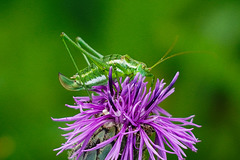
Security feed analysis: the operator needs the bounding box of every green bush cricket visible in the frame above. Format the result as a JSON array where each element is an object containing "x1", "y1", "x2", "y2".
[{"x1": 59, "y1": 33, "x2": 187, "y2": 95}]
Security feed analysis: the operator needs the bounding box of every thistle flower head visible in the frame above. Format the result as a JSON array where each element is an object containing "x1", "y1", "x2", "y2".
[{"x1": 53, "y1": 67, "x2": 200, "y2": 160}]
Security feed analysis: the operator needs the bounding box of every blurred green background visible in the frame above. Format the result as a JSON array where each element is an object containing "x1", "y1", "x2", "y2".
[{"x1": 1, "y1": 0, "x2": 240, "y2": 159}]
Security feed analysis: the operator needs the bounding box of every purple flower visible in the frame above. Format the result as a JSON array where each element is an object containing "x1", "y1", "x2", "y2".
[{"x1": 53, "y1": 67, "x2": 201, "y2": 160}]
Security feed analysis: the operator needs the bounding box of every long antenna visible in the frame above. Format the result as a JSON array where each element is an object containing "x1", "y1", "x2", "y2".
[
  {"x1": 150, "y1": 36, "x2": 179, "y2": 69},
  {"x1": 162, "y1": 36, "x2": 179, "y2": 60},
  {"x1": 150, "y1": 50, "x2": 208, "y2": 70}
]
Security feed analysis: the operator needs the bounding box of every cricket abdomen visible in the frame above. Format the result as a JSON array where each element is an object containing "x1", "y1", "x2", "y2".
[{"x1": 79, "y1": 64, "x2": 108, "y2": 89}]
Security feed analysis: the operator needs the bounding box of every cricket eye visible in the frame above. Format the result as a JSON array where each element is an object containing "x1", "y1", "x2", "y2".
[{"x1": 142, "y1": 63, "x2": 146, "y2": 69}]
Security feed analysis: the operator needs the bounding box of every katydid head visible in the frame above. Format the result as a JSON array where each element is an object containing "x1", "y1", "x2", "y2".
[{"x1": 136, "y1": 63, "x2": 153, "y2": 77}]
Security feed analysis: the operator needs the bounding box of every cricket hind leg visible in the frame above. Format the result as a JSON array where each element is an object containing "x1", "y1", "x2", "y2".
[
  {"x1": 76, "y1": 37, "x2": 103, "y2": 59},
  {"x1": 61, "y1": 35, "x2": 92, "y2": 100},
  {"x1": 61, "y1": 33, "x2": 107, "y2": 71},
  {"x1": 75, "y1": 41, "x2": 91, "y2": 66}
]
